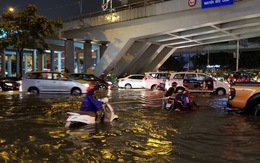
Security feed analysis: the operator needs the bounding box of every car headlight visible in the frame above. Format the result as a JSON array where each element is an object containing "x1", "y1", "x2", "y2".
[
  {"x1": 5, "y1": 83, "x2": 12, "y2": 86},
  {"x1": 83, "y1": 83, "x2": 90, "y2": 88}
]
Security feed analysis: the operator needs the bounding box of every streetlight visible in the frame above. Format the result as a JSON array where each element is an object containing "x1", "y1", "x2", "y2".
[{"x1": 8, "y1": 7, "x2": 14, "y2": 12}]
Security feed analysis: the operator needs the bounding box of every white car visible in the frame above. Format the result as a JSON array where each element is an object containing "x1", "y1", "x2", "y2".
[
  {"x1": 21, "y1": 71, "x2": 88, "y2": 95},
  {"x1": 142, "y1": 72, "x2": 171, "y2": 90},
  {"x1": 165, "y1": 72, "x2": 229, "y2": 95},
  {"x1": 117, "y1": 74, "x2": 144, "y2": 89}
]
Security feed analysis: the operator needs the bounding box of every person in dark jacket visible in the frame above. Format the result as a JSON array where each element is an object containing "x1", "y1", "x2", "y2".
[
  {"x1": 162, "y1": 82, "x2": 177, "y2": 110},
  {"x1": 80, "y1": 85, "x2": 103, "y2": 117}
]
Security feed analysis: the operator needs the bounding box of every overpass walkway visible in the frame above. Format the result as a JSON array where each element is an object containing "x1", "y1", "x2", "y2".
[{"x1": 61, "y1": 0, "x2": 260, "y2": 77}]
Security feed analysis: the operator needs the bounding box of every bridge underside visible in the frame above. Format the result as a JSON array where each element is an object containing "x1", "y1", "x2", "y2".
[{"x1": 61, "y1": 0, "x2": 260, "y2": 77}]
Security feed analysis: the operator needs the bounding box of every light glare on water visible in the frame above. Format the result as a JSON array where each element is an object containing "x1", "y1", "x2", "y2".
[{"x1": 0, "y1": 90, "x2": 259, "y2": 162}]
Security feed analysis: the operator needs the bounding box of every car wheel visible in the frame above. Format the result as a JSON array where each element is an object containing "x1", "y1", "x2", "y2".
[
  {"x1": 252, "y1": 103, "x2": 260, "y2": 116},
  {"x1": 125, "y1": 84, "x2": 132, "y2": 89},
  {"x1": 151, "y1": 84, "x2": 159, "y2": 90},
  {"x1": 28, "y1": 88, "x2": 39, "y2": 94},
  {"x1": 71, "y1": 88, "x2": 81, "y2": 95},
  {"x1": 99, "y1": 84, "x2": 107, "y2": 90},
  {"x1": 216, "y1": 88, "x2": 225, "y2": 96}
]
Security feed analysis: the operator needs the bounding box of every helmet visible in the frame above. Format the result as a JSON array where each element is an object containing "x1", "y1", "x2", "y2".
[
  {"x1": 172, "y1": 82, "x2": 177, "y2": 87},
  {"x1": 177, "y1": 89, "x2": 183, "y2": 93}
]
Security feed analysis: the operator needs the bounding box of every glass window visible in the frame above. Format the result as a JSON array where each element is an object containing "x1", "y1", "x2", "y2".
[
  {"x1": 173, "y1": 74, "x2": 185, "y2": 79},
  {"x1": 36, "y1": 73, "x2": 52, "y2": 79},
  {"x1": 46, "y1": 73, "x2": 52, "y2": 79},
  {"x1": 149, "y1": 73, "x2": 157, "y2": 78},
  {"x1": 26, "y1": 73, "x2": 38, "y2": 79},
  {"x1": 198, "y1": 74, "x2": 211, "y2": 80},
  {"x1": 185, "y1": 74, "x2": 197, "y2": 80},
  {"x1": 73, "y1": 74, "x2": 81, "y2": 79},
  {"x1": 158, "y1": 73, "x2": 168, "y2": 79},
  {"x1": 129, "y1": 75, "x2": 144, "y2": 80},
  {"x1": 53, "y1": 73, "x2": 61, "y2": 80},
  {"x1": 85, "y1": 74, "x2": 95, "y2": 80},
  {"x1": 60, "y1": 74, "x2": 68, "y2": 80},
  {"x1": 149, "y1": 73, "x2": 169, "y2": 79},
  {"x1": 136, "y1": 76, "x2": 144, "y2": 79}
]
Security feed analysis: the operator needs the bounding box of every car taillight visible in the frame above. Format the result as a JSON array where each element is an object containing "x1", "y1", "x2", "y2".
[{"x1": 229, "y1": 88, "x2": 235, "y2": 100}]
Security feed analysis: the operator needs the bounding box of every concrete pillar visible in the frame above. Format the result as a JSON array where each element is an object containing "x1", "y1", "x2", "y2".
[
  {"x1": 37, "y1": 53, "x2": 44, "y2": 71},
  {"x1": 32, "y1": 50, "x2": 37, "y2": 71},
  {"x1": 128, "y1": 43, "x2": 160, "y2": 74},
  {"x1": 50, "y1": 50, "x2": 55, "y2": 71},
  {"x1": 75, "y1": 50, "x2": 80, "y2": 73},
  {"x1": 100, "y1": 43, "x2": 107, "y2": 59},
  {"x1": 116, "y1": 41, "x2": 151, "y2": 76},
  {"x1": 83, "y1": 41, "x2": 93, "y2": 73},
  {"x1": 96, "y1": 48, "x2": 100, "y2": 64},
  {"x1": 16, "y1": 52, "x2": 20, "y2": 76},
  {"x1": 24, "y1": 54, "x2": 28, "y2": 73},
  {"x1": 57, "y1": 51, "x2": 62, "y2": 72},
  {"x1": 1, "y1": 50, "x2": 6, "y2": 77},
  {"x1": 65, "y1": 39, "x2": 75, "y2": 73},
  {"x1": 7, "y1": 55, "x2": 12, "y2": 76},
  {"x1": 144, "y1": 47, "x2": 177, "y2": 72},
  {"x1": 236, "y1": 40, "x2": 240, "y2": 71}
]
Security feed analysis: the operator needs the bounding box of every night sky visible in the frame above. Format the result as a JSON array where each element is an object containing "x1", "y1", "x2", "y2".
[{"x1": 0, "y1": 0, "x2": 103, "y2": 20}]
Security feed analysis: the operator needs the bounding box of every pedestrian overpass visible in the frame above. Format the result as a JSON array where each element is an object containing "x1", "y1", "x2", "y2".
[
  {"x1": 60, "y1": 0, "x2": 260, "y2": 77},
  {"x1": 2, "y1": 0, "x2": 260, "y2": 78}
]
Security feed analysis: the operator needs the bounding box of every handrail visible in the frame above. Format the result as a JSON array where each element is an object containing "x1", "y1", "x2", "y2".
[
  {"x1": 63, "y1": 0, "x2": 243, "y2": 22},
  {"x1": 63, "y1": 0, "x2": 171, "y2": 22}
]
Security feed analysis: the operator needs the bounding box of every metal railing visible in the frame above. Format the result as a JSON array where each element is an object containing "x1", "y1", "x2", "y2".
[{"x1": 63, "y1": 0, "x2": 171, "y2": 22}]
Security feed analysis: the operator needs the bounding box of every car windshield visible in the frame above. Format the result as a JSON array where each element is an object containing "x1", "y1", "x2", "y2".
[
  {"x1": 67, "y1": 74, "x2": 78, "y2": 79},
  {"x1": 69, "y1": 74, "x2": 103, "y2": 81}
]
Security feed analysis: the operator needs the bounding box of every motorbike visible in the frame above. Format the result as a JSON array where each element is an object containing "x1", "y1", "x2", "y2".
[
  {"x1": 164, "y1": 92, "x2": 197, "y2": 112},
  {"x1": 65, "y1": 102, "x2": 118, "y2": 127},
  {"x1": 165, "y1": 97, "x2": 175, "y2": 111}
]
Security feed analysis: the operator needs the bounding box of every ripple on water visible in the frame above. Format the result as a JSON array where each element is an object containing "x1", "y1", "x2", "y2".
[{"x1": 0, "y1": 90, "x2": 260, "y2": 162}]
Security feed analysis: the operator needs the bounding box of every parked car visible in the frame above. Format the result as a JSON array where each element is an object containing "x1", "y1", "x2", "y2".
[
  {"x1": 0, "y1": 78, "x2": 20, "y2": 91},
  {"x1": 117, "y1": 74, "x2": 144, "y2": 89},
  {"x1": 142, "y1": 72, "x2": 171, "y2": 90},
  {"x1": 165, "y1": 72, "x2": 229, "y2": 95},
  {"x1": 227, "y1": 82, "x2": 260, "y2": 115},
  {"x1": 227, "y1": 71, "x2": 254, "y2": 84},
  {"x1": 67, "y1": 73, "x2": 113, "y2": 89},
  {"x1": 21, "y1": 71, "x2": 88, "y2": 95}
]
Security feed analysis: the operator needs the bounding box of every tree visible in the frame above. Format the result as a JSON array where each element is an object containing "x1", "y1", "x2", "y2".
[{"x1": 0, "y1": 4, "x2": 63, "y2": 76}]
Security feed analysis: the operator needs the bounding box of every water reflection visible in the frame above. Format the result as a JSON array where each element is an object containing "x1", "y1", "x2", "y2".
[{"x1": 0, "y1": 90, "x2": 259, "y2": 162}]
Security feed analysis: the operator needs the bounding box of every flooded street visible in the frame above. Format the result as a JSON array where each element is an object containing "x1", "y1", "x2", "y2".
[{"x1": 0, "y1": 89, "x2": 260, "y2": 162}]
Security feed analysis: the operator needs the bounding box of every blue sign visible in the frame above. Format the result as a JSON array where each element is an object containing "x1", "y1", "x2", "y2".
[{"x1": 202, "y1": 0, "x2": 234, "y2": 9}]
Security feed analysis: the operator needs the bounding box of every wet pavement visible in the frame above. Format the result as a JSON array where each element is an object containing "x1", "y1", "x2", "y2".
[{"x1": 0, "y1": 89, "x2": 259, "y2": 162}]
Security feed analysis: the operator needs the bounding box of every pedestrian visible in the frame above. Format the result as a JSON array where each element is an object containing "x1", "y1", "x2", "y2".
[
  {"x1": 106, "y1": 73, "x2": 111, "y2": 81},
  {"x1": 111, "y1": 74, "x2": 117, "y2": 87}
]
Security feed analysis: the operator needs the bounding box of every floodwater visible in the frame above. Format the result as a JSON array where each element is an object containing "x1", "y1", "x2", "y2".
[{"x1": 0, "y1": 89, "x2": 259, "y2": 162}]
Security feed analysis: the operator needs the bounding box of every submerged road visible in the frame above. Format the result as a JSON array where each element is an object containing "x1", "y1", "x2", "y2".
[{"x1": 0, "y1": 89, "x2": 259, "y2": 162}]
